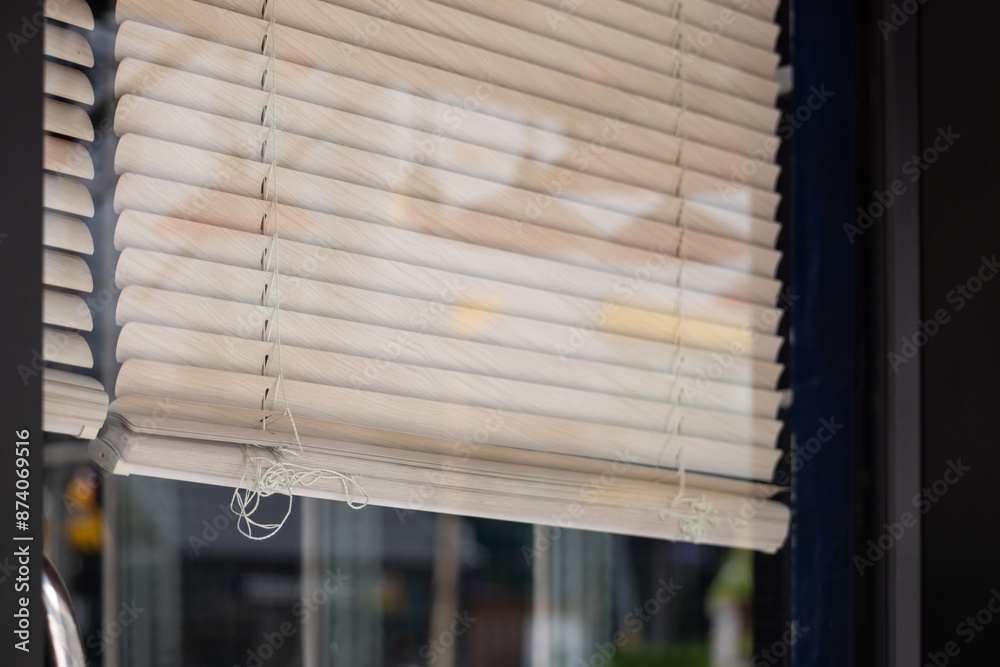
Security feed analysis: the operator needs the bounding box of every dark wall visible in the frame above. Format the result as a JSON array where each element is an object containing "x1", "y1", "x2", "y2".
[
  {"x1": 0, "y1": 1, "x2": 43, "y2": 664},
  {"x1": 919, "y1": 2, "x2": 1000, "y2": 662}
]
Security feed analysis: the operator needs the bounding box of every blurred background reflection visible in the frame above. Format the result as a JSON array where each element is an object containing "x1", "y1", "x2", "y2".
[{"x1": 44, "y1": 452, "x2": 757, "y2": 667}]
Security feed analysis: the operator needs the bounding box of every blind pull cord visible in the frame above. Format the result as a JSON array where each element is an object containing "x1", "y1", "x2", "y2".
[{"x1": 232, "y1": 0, "x2": 367, "y2": 540}]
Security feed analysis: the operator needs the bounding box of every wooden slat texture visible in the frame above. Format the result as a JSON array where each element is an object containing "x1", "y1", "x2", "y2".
[
  {"x1": 44, "y1": 0, "x2": 95, "y2": 30},
  {"x1": 114, "y1": 285, "x2": 784, "y2": 391},
  {"x1": 116, "y1": 0, "x2": 780, "y2": 134},
  {"x1": 44, "y1": 98, "x2": 94, "y2": 141},
  {"x1": 114, "y1": 93, "x2": 782, "y2": 232},
  {"x1": 44, "y1": 24, "x2": 94, "y2": 67},
  {"x1": 112, "y1": 19, "x2": 779, "y2": 161},
  {"x1": 43, "y1": 327, "x2": 94, "y2": 368},
  {"x1": 44, "y1": 134, "x2": 94, "y2": 179},
  {"x1": 114, "y1": 58, "x2": 782, "y2": 191},
  {"x1": 43, "y1": 211, "x2": 94, "y2": 254},
  {"x1": 114, "y1": 359, "x2": 782, "y2": 477},
  {"x1": 43, "y1": 289, "x2": 93, "y2": 331},
  {"x1": 43, "y1": 248, "x2": 93, "y2": 292},
  {"x1": 110, "y1": 180, "x2": 783, "y2": 333},
  {"x1": 117, "y1": 321, "x2": 782, "y2": 418},
  {"x1": 44, "y1": 61, "x2": 94, "y2": 104},
  {"x1": 212, "y1": 0, "x2": 778, "y2": 98},
  {"x1": 43, "y1": 173, "x2": 94, "y2": 217},
  {"x1": 113, "y1": 134, "x2": 784, "y2": 304}
]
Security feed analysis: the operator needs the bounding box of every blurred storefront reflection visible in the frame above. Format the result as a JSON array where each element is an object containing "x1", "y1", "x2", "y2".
[{"x1": 43, "y1": 466, "x2": 755, "y2": 667}]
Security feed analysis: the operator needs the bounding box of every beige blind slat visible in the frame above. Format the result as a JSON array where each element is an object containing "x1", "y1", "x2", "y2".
[
  {"x1": 208, "y1": 0, "x2": 779, "y2": 99},
  {"x1": 44, "y1": 61, "x2": 94, "y2": 105},
  {"x1": 44, "y1": 0, "x2": 95, "y2": 30},
  {"x1": 43, "y1": 248, "x2": 93, "y2": 292},
  {"x1": 43, "y1": 327, "x2": 94, "y2": 368},
  {"x1": 43, "y1": 174, "x2": 94, "y2": 217},
  {"x1": 43, "y1": 289, "x2": 93, "y2": 331},
  {"x1": 119, "y1": 321, "x2": 782, "y2": 419},
  {"x1": 115, "y1": 93, "x2": 782, "y2": 229},
  {"x1": 44, "y1": 398, "x2": 106, "y2": 439},
  {"x1": 115, "y1": 209, "x2": 783, "y2": 333},
  {"x1": 114, "y1": 359, "x2": 782, "y2": 478},
  {"x1": 114, "y1": 58, "x2": 782, "y2": 192},
  {"x1": 43, "y1": 98, "x2": 94, "y2": 141},
  {"x1": 532, "y1": 0, "x2": 773, "y2": 43},
  {"x1": 432, "y1": 0, "x2": 779, "y2": 60},
  {"x1": 44, "y1": 24, "x2": 94, "y2": 67},
  {"x1": 348, "y1": 0, "x2": 782, "y2": 79},
  {"x1": 43, "y1": 212, "x2": 94, "y2": 254},
  {"x1": 91, "y1": 426, "x2": 789, "y2": 552},
  {"x1": 113, "y1": 21, "x2": 778, "y2": 161},
  {"x1": 116, "y1": 0, "x2": 780, "y2": 134},
  {"x1": 114, "y1": 248, "x2": 783, "y2": 363},
  {"x1": 44, "y1": 134, "x2": 94, "y2": 179},
  {"x1": 116, "y1": 324, "x2": 783, "y2": 438},
  {"x1": 44, "y1": 368, "x2": 109, "y2": 439},
  {"x1": 116, "y1": 286, "x2": 784, "y2": 390},
  {"x1": 46, "y1": 367, "x2": 105, "y2": 392},
  {"x1": 526, "y1": 0, "x2": 777, "y2": 66},
  {"x1": 627, "y1": 0, "x2": 781, "y2": 25}
]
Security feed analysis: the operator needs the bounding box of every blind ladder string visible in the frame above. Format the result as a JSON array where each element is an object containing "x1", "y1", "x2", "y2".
[
  {"x1": 657, "y1": 4, "x2": 723, "y2": 542},
  {"x1": 231, "y1": 0, "x2": 368, "y2": 540}
]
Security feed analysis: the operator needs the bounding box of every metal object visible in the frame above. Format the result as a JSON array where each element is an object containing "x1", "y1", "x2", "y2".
[{"x1": 42, "y1": 555, "x2": 87, "y2": 667}]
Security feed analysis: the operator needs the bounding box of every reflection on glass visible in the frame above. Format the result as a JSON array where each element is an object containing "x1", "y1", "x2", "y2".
[{"x1": 82, "y1": 475, "x2": 755, "y2": 666}]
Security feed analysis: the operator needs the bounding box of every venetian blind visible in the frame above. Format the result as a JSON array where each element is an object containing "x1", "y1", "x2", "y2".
[
  {"x1": 42, "y1": 0, "x2": 109, "y2": 440},
  {"x1": 91, "y1": 0, "x2": 791, "y2": 552}
]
